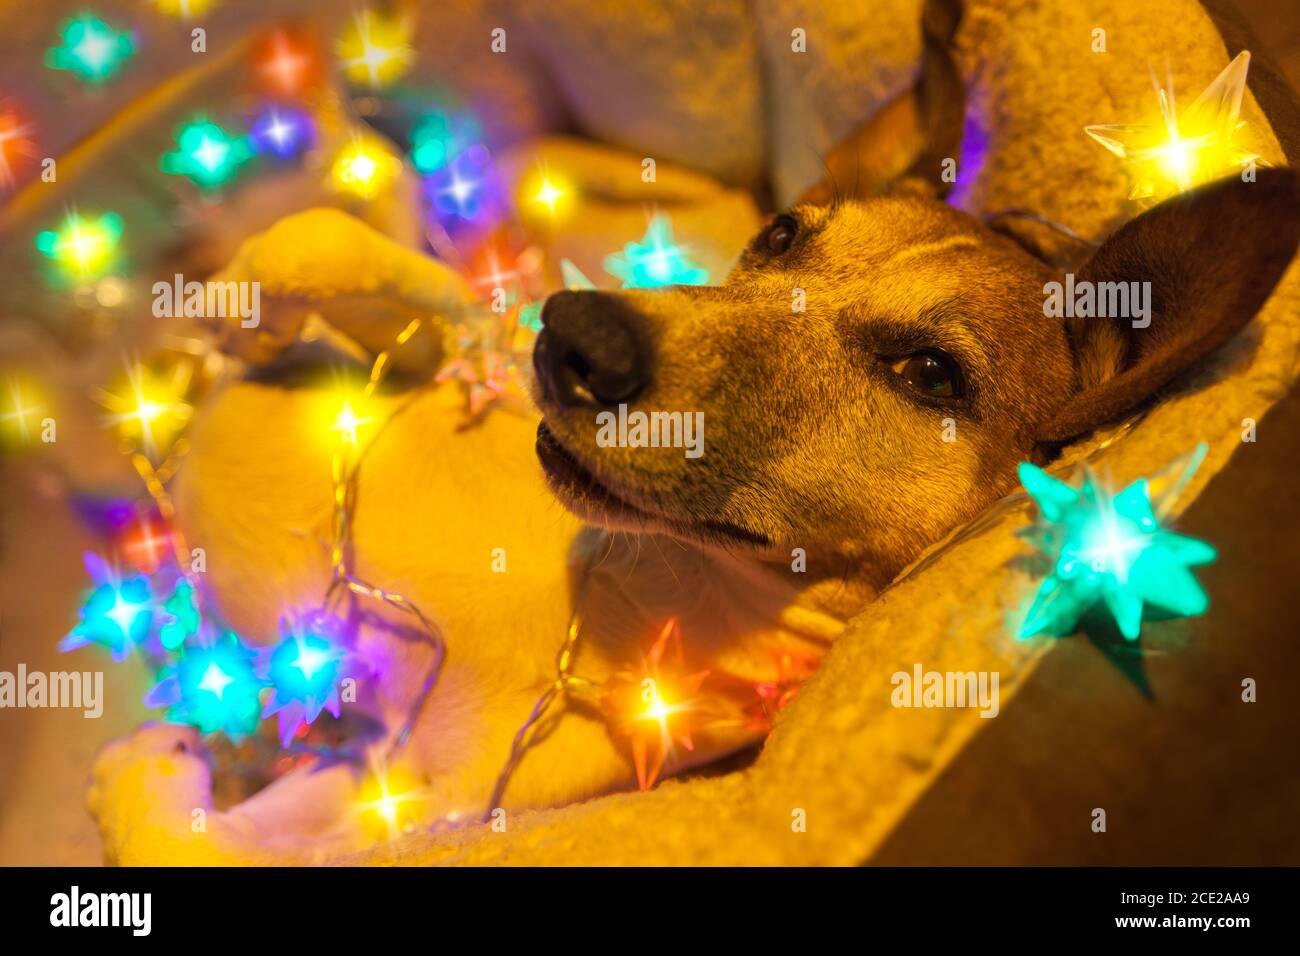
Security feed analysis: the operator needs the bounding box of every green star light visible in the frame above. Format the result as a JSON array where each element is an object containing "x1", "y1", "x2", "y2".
[
  {"x1": 1016, "y1": 448, "x2": 1216, "y2": 641},
  {"x1": 161, "y1": 120, "x2": 253, "y2": 189},
  {"x1": 46, "y1": 15, "x2": 135, "y2": 85}
]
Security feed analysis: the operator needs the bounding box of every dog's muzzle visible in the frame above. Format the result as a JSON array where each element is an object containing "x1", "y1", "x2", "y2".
[{"x1": 533, "y1": 290, "x2": 651, "y2": 408}]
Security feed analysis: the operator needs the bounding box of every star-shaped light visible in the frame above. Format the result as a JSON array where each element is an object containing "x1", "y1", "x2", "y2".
[
  {"x1": 97, "y1": 359, "x2": 193, "y2": 460},
  {"x1": 35, "y1": 209, "x2": 124, "y2": 282},
  {"x1": 161, "y1": 120, "x2": 253, "y2": 189},
  {"x1": 120, "y1": 514, "x2": 174, "y2": 574},
  {"x1": 1086, "y1": 52, "x2": 1260, "y2": 203},
  {"x1": 259, "y1": 611, "x2": 347, "y2": 745},
  {"x1": 331, "y1": 135, "x2": 399, "y2": 200},
  {"x1": 604, "y1": 213, "x2": 708, "y2": 289},
  {"x1": 1, "y1": 377, "x2": 44, "y2": 444},
  {"x1": 357, "y1": 766, "x2": 426, "y2": 840},
  {"x1": 147, "y1": 631, "x2": 267, "y2": 740},
  {"x1": 154, "y1": 0, "x2": 217, "y2": 18},
  {"x1": 60, "y1": 553, "x2": 162, "y2": 662},
  {"x1": 1016, "y1": 449, "x2": 1216, "y2": 641},
  {"x1": 409, "y1": 110, "x2": 480, "y2": 173},
  {"x1": 425, "y1": 145, "x2": 500, "y2": 223},
  {"x1": 337, "y1": 9, "x2": 412, "y2": 89},
  {"x1": 0, "y1": 106, "x2": 35, "y2": 191},
  {"x1": 198, "y1": 661, "x2": 234, "y2": 698},
  {"x1": 46, "y1": 15, "x2": 134, "y2": 85},
  {"x1": 329, "y1": 399, "x2": 373, "y2": 445},
  {"x1": 159, "y1": 578, "x2": 201, "y2": 650},
  {"x1": 602, "y1": 619, "x2": 711, "y2": 790},
  {"x1": 249, "y1": 104, "x2": 314, "y2": 159},
  {"x1": 254, "y1": 28, "x2": 320, "y2": 97}
]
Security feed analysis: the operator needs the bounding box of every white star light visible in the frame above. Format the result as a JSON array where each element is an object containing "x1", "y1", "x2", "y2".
[
  {"x1": 191, "y1": 135, "x2": 229, "y2": 172},
  {"x1": 75, "y1": 31, "x2": 114, "y2": 72},
  {"x1": 198, "y1": 662, "x2": 235, "y2": 699}
]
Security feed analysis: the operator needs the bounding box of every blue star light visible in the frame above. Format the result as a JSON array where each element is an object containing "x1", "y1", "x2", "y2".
[
  {"x1": 1017, "y1": 454, "x2": 1216, "y2": 641},
  {"x1": 60, "y1": 553, "x2": 161, "y2": 662},
  {"x1": 249, "y1": 104, "x2": 315, "y2": 159},
  {"x1": 260, "y1": 612, "x2": 346, "y2": 745},
  {"x1": 147, "y1": 631, "x2": 267, "y2": 740},
  {"x1": 604, "y1": 213, "x2": 708, "y2": 289},
  {"x1": 60, "y1": 577, "x2": 154, "y2": 661},
  {"x1": 425, "y1": 144, "x2": 498, "y2": 223}
]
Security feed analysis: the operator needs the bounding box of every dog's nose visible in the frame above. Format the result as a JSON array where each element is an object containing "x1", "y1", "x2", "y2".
[{"x1": 534, "y1": 290, "x2": 651, "y2": 407}]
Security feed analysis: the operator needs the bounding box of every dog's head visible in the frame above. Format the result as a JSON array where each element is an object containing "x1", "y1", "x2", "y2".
[
  {"x1": 532, "y1": 170, "x2": 1298, "y2": 582},
  {"x1": 530, "y1": 0, "x2": 1300, "y2": 584}
]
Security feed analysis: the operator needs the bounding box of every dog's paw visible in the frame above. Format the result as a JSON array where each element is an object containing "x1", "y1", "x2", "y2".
[{"x1": 87, "y1": 722, "x2": 216, "y2": 865}]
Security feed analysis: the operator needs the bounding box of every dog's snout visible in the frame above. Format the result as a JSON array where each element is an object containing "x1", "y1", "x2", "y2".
[{"x1": 534, "y1": 290, "x2": 651, "y2": 407}]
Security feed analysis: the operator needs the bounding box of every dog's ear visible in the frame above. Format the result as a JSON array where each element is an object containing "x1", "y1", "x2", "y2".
[
  {"x1": 798, "y1": 0, "x2": 964, "y2": 205},
  {"x1": 1033, "y1": 168, "x2": 1300, "y2": 444}
]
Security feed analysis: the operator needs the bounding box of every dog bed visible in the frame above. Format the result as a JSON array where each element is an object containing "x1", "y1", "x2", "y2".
[{"x1": 336, "y1": 0, "x2": 1300, "y2": 865}]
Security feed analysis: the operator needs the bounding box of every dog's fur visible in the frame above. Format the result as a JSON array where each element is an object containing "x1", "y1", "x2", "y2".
[{"x1": 85, "y1": 1, "x2": 1300, "y2": 864}]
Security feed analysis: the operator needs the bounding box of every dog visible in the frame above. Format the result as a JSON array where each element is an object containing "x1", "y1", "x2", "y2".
[{"x1": 84, "y1": 1, "x2": 1300, "y2": 864}]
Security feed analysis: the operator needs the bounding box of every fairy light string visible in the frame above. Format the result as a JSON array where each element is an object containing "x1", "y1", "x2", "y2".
[{"x1": 318, "y1": 317, "x2": 448, "y2": 762}]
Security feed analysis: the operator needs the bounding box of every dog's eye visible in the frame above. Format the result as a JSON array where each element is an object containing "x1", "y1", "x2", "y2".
[
  {"x1": 888, "y1": 351, "x2": 964, "y2": 399},
  {"x1": 760, "y1": 215, "x2": 797, "y2": 255}
]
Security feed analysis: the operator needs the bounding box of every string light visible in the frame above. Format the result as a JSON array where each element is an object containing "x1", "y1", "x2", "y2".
[
  {"x1": 46, "y1": 14, "x2": 134, "y2": 85},
  {"x1": 1017, "y1": 448, "x2": 1216, "y2": 641},
  {"x1": 148, "y1": 632, "x2": 268, "y2": 740},
  {"x1": 249, "y1": 104, "x2": 315, "y2": 159},
  {"x1": 253, "y1": 27, "x2": 319, "y2": 97},
  {"x1": 602, "y1": 619, "x2": 710, "y2": 790},
  {"x1": 35, "y1": 210, "x2": 124, "y2": 282},
  {"x1": 161, "y1": 119, "x2": 253, "y2": 189},
  {"x1": 159, "y1": 578, "x2": 201, "y2": 650},
  {"x1": 0, "y1": 105, "x2": 35, "y2": 191},
  {"x1": 337, "y1": 8, "x2": 413, "y2": 89},
  {"x1": 409, "y1": 110, "x2": 480, "y2": 173},
  {"x1": 604, "y1": 212, "x2": 708, "y2": 288},
  {"x1": 523, "y1": 167, "x2": 573, "y2": 219},
  {"x1": 98, "y1": 360, "x2": 194, "y2": 460},
  {"x1": 331, "y1": 135, "x2": 400, "y2": 200},
  {"x1": 426, "y1": 144, "x2": 498, "y2": 222},
  {"x1": 60, "y1": 558, "x2": 157, "y2": 663},
  {"x1": 357, "y1": 767, "x2": 425, "y2": 839},
  {"x1": 120, "y1": 514, "x2": 174, "y2": 575},
  {"x1": 1086, "y1": 52, "x2": 1259, "y2": 202},
  {"x1": 153, "y1": 0, "x2": 218, "y2": 17},
  {"x1": 1, "y1": 376, "x2": 45, "y2": 444},
  {"x1": 261, "y1": 612, "x2": 347, "y2": 746}
]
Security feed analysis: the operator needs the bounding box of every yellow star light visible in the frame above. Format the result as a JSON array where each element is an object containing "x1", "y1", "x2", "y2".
[
  {"x1": 1086, "y1": 52, "x2": 1260, "y2": 203},
  {"x1": 337, "y1": 9, "x2": 412, "y2": 89},
  {"x1": 329, "y1": 399, "x2": 373, "y2": 446},
  {"x1": 154, "y1": 0, "x2": 217, "y2": 17},
  {"x1": 98, "y1": 360, "x2": 193, "y2": 459},
  {"x1": 331, "y1": 136, "x2": 399, "y2": 200}
]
